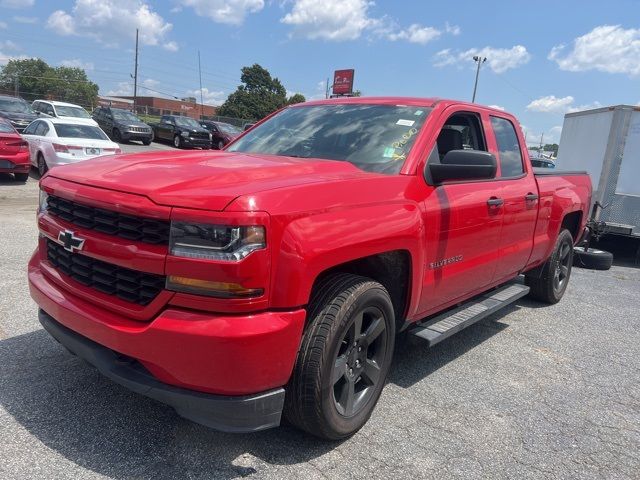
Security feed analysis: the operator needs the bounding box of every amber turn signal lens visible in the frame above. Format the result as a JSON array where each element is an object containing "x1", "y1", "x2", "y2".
[{"x1": 166, "y1": 275, "x2": 263, "y2": 298}]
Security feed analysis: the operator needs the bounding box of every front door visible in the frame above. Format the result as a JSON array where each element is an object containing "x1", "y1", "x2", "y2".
[{"x1": 417, "y1": 109, "x2": 504, "y2": 316}]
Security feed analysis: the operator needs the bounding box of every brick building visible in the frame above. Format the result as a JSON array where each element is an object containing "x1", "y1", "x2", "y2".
[{"x1": 120, "y1": 96, "x2": 217, "y2": 119}]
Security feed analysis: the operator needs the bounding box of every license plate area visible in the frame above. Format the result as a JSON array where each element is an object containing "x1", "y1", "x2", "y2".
[{"x1": 86, "y1": 148, "x2": 101, "y2": 155}]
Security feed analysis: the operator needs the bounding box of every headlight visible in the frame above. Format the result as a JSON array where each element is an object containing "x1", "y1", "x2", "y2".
[
  {"x1": 39, "y1": 189, "x2": 49, "y2": 212},
  {"x1": 169, "y1": 222, "x2": 265, "y2": 261},
  {"x1": 181, "y1": 131, "x2": 189, "y2": 137}
]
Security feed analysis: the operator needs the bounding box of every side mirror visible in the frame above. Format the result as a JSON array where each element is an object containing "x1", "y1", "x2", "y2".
[{"x1": 428, "y1": 150, "x2": 497, "y2": 184}]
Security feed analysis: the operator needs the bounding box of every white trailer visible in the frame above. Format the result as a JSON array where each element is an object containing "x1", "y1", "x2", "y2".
[{"x1": 556, "y1": 104, "x2": 640, "y2": 237}]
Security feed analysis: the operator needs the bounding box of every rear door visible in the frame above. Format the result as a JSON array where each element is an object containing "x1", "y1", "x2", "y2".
[
  {"x1": 417, "y1": 107, "x2": 503, "y2": 315},
  {"x1": 489, "y1": 116, "x2": 538, "y2": 282}
]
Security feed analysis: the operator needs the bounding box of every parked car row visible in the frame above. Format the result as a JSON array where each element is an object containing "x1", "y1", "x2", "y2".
[{"x1": 0, "y1": 93, "x2": 246, "y2": 182}]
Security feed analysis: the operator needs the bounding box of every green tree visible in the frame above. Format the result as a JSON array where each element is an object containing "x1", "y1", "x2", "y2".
[
  {"x1": 218, "y1": 64, "x2": 287, "y2": 120},
  {"x1": 287, "y1": 93, "x2": 306, "y2": 105},
  {"x1": 0, "y1": 58, "x2": 98, "y2": 108}
]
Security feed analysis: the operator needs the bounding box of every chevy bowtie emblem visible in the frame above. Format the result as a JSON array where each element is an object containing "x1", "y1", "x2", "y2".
[{"x1": 58, "y1": 230, "x2": 85, "y2": 253}]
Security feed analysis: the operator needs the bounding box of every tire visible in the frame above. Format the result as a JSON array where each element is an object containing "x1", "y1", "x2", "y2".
[
  {"x1": 142, "y1": 138, "x2": 152, "y2": 146},
  {"x1": 14, "y1": 172, "x2": 28, "y2": 182},
  {"x1": 284, "y1": 273, "x2": 395, "y2": 440},
  {"x1": 525, "y1": 229, "x2": 574, "y2": 304},
  {"x1": 217, "y1": 140, "x2": 224, "y2": 150},
  {"x1": 173, "y1": 135, "x2": 182, "y2": 148},
  {"x1": 573, "y1": 247, "x2": 613, "y2": 271},
  {"x1": 37, "y1": 153, "x2": 48, "y2": 177},
  {"x1": 112, "y1": 129, "x2": 123, "y2": 143}
]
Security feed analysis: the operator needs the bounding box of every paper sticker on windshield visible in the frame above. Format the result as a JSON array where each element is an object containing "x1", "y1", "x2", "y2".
[
  {"x1": 414, "y1": 110, "x2": 424, "y2": 116},
  {"x1": 396, "y1": 119, "x2": 415, "y2": 127},
  {"x1": 383, "y1": 147, "x2": 395, "y2": 158}
]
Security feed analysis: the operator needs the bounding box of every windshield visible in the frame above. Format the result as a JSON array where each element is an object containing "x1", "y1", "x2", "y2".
[
  {"x1": 0, "y1": 98, "x2": 34, "y2": 114},
  {"x1": 56, "y1": 105, "x2": 91, "y2": 118},
  {"x1": 227, "y1": 104, "x2": 432, "y2": 174},
  {"x1": 54, "y1": 124, "x2": 109, "y2": 140},
  {"x1": 175, "y1": 117, "x2": 202, "y2": 129},
  {"x1": 112, "y1": 109, "x2": 140, "y2": 122},
  {"x1": 217, "y1": 123, "x2": 241, "y2": 135}
]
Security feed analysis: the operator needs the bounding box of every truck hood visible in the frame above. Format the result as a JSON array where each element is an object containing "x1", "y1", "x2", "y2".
[{"x1": 47, "y1": 150, "x2": 371, "y2": 210}]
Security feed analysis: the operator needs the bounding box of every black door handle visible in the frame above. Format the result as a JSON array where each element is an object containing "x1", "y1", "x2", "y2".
[
  {"x1": 487, "y1": 197, "x2": 504, "y2": 207},
  {"x1": 525, "y1": 193, "x2": 539, "y2": 201}
]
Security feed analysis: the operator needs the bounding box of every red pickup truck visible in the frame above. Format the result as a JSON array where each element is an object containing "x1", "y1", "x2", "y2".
[{"x1": 29, "y1": 97, "x2": 591, "y2": 440}]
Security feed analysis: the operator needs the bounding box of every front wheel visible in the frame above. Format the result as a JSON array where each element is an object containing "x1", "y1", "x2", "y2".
[
  {"x1": 284, "y1": 273, "x2": 395, "y2": 440},
  {"x1": 112, "y1": 129, "x2": 123, "y2": 143},
  {"x1": 173, "y1": 135, "x2": 182, "y2": 148},
  {"x1": 526, "y1": 229, "x2": 574, "y2": 304},
  {"x1": 14, "y1": 172, "x2": 29, "y2": 182}
]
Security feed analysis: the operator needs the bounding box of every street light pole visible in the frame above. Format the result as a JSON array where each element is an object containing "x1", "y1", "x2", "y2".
[{"x1": 471, "y1": 55, "x2": 486, "y2": 103}]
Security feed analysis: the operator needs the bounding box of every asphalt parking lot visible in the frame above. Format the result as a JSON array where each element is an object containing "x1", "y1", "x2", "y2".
[{"x1": 0, "y1": 157, "x2": 639, "y2": 479}]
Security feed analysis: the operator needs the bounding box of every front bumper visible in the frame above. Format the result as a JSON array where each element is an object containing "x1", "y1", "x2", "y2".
[
  {"x1": 29, "y1": 254, "x2": 306, "y2": 430},
  {"x1": 39, "y1": 310, "x2": 285, "y2": 432},
  {"x1": 182, "y1": 136, "x2": 211, "y2": 148},
  {"x1": 122, "y1": 130, "x2": 153, "y2": 142}
]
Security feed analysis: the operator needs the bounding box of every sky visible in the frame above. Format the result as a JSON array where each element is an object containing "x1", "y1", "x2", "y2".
[{"x1": 1, "y1": 0, "x2": 639, "y2": 146}]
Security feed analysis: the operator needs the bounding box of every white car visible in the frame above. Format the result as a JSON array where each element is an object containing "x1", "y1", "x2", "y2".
[
  {"x1": 22, "y1": 118, "x2": 121, "y2": 176},
  {"x1": 31, "y1": 100, "x2": 98, "y2": 126}
]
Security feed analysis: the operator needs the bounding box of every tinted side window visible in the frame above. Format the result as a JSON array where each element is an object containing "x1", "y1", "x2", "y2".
[
  {"x1": 23, "y1": 121, "x2": 38, "y2": 135},
  {"x1": 491, "y1": 116, "x2": 524, "y2": 177},
  {"x1": 434, "y1": 112, "x2": 486, "y2": 162},
  {"x1": 35, "y1": 122, "x2": 49, "y2": 136}
]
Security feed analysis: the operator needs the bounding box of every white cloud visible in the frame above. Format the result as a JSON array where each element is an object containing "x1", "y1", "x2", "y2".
[
  {"x1": 0, "y1": 22, "x2": 8, "y2": 29},
  {"x1": 163, "y1": 41, "x2": 178, "y2": 51},
  {"x1": 387, "y1": 24, "x2": 441, "y2": 44},
  {"x1": 526, "y1": 95, "x2": 575, "y2": 113},
  {"x1": 445, "y1": 22, "x2": 460, "y2": 35},
  {"x1": 434, "y1": 45, "x2": 530, "y2": 73},
  {"x1": 0, "y1": 40, "x2": 19, "y2": 51},
  {"x1": 548, "y1": 126, "x2": 562, "y2": 142},
  {"x1": 281, "y1": 0, "x2": 375, "y2": 41},
  {"x1": 566, "y1": 101, "x2": 602, "y2": 113},
  {"x1": 60, "y1": 58, "x2": 94, "y2": 71},
  {"x1": 106, "y1": 78, "x2": 158, "y2": 96},
  {"x1": 13, "y1": 16, "x2": 38, "y2": 24},
  {"x1": 549, "y1": 25, "x2": 640, "y2": 76},
  {"x1": 46, "y1": 0, "x2": 174, "y2": 48},
  {"x1": 526, "y1": 95, "x2": 602, "y2": 114},
  {"x1": 180, "y1": 0, "x2": 264, "y2": 25},
  {"x1": 1, "y1": 0, "x2": 34, "y2": 8},
  {"x1": 187, "y1": 87, "x2": 226, "y2": 105},
  {"x1": 0, "y1": 51, "x2": 30, "y2": 65},
  {"x1": 488, "y1": 104, "x2": 505, "y2": 111}
]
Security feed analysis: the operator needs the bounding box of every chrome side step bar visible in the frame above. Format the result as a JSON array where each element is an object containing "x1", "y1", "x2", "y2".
[{"x1": 409, "y1": 282, "x2": 530, "y2": 347}]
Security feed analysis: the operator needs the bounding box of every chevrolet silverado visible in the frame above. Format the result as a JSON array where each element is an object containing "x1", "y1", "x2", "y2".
[{"x1": 29, "y1": 98, "x2": 591, "y2": 440}]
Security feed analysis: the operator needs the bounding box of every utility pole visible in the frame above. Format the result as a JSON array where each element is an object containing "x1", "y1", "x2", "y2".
[
  {"x1": 198, "y1": 50, "x2": 204, "y2": 120},
  {"x1": 14, "y1": 75, "x2": 18, "y2": 97},
  {"x1": 325, "y1": 77, "x2": 330, "y2": 99},
  {"x1": 133, "y1": 28, "x2": 139, "y2": 113},
  {"x1": 471, "y1": 55, "x2": 487, "y2": 103}
]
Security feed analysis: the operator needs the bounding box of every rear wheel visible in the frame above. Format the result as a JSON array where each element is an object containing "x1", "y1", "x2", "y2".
[
  {"x1": 14, "y1": 172, "x2": 28, "y2": 182},
  {"x1": 526, "y1": 229, "x2": 574, "y2": 304},
  {"x1": 284, "y1": 273, "x2": 395, "y2": 440},
  {"x1": 37, "y1": 153, "x2": 48, "y2": 177}
]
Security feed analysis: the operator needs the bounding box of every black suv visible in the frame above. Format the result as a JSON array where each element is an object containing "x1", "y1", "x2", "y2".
[
  {"x1": 0, "y1": 95, "x2": 39, "y2": 132},
  {"x1": 92, "y1": 107, "x2": 153, "y2": 145}
]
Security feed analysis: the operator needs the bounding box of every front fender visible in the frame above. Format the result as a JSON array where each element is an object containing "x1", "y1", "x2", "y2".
[{"x1": 269, "y1": 202, "x2": 424, "y2": 310}]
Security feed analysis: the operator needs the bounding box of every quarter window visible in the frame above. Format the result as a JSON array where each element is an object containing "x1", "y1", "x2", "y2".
[
  {"x1": 23, "y1": 121, "x2": 39, "y2": 135},
  {"x1": 491, "y1": 116, "x2": 524, "y2": 177}
]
